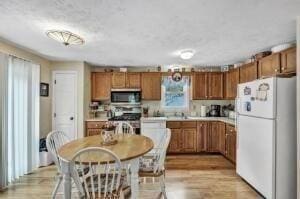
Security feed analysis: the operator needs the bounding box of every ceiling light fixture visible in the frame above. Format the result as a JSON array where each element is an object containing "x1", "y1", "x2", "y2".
[
  {"x1": 180, "y1": 50, "x2": 195, "y2": 60},
  {"x1": 46, "y1": 30, "x2": 85, "y2": 46}
]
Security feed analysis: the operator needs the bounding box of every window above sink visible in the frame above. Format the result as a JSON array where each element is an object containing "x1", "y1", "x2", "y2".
[{"x1": 161, "y1": 76, "x2": 190, "y2": 112}]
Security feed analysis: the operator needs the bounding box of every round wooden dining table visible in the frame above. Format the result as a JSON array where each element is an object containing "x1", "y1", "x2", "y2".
[{"x1": 58, "y1": 134, "x2": 154, "y2": 199}]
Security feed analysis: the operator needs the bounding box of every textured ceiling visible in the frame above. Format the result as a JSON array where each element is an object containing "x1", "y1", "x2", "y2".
[{"x1": 0, "y1": 0, "x2": 299, "y2": 67}]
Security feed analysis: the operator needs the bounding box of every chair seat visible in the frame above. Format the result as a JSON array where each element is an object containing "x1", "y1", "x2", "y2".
[{"x1": 139, "y1": 170, "x2": 164, "y2": 177}]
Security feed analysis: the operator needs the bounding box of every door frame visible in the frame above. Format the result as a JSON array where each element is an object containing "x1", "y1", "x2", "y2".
[{"x1": 52, "y1": 70, "x2": 78, "y2": 139}]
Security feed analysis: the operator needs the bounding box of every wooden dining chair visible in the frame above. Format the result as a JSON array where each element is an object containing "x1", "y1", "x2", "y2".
[
  {"x1": 115, "y1": 122, "x2": 134, "y2": 134},
  {"x1": 46, "y1": 130, "x2": 84, "y2": 199},
  {"x1": 139, "y1": 128, "x2": 171, "y2": 198},
  {"x1": 71, "y1": 147, "x2": 125, "y2": 199}
]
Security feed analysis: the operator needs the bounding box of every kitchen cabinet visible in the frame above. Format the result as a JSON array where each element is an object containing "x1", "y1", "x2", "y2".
[
  {"x1": 239, "y1": 62, "x2": 258, "y2": 83},
  {"x1": 218, "y1": 122, "x2": 226, "y2": 155},
  {"x1": 112, "y1": 72, "x2": 141, "y2": 88},
  {"x1": 167, "y1": 121, "x2": 197, "y2": 153},
  {"x1": 197, "y1": 121, "x2": 209, "y2": 152},
  {"x1": 192, "y1": 72, "x2": 223, "y2": 100},
  {"x1": 141, "y1": 72, "x2": 161, "y2": 100},
  {"x1": 91, "y1": 72, "x2": 111, "y2": 101},
  {"x1": 192, "y1": 72, "x2": 207, "y2": 99},
  {"x1": 280, "y1": 47, "x2": 296, "y2": 74},
  {"x1": 208, "y1": 122, "x2": 221, "y2": 152},
  {"x1": 112, "y1": 72, "x2": 126, "y2": 88},
  {"x1": 85, "y1": 121, "x2": 106, "y2": 136},
  {"x1": 208, "y1": 72, "x2": 224, "y2": 99},
  {"x1": 182, "y1": 128, "x2": 197, "y2": 152},
  {"x1": 168, "y1": 128, "x2": 182, "y2": 153},
  {"x1": 225, "y1": 124, "x2": 236, "y2": 163},
  {"x1": 258, "y1": 53, "x2": 281, "y2": 78},
  {"x1": 126, "y1": 72, "x2": 141, "y2": 88},
  {"x1": 224, "y1": 68, "x2": 239, "y2": 99}
]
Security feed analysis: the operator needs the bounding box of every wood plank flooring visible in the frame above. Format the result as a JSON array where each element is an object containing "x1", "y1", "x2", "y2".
[{"x1": 0, "y1": 155, "x2": 262, "y2": 199}]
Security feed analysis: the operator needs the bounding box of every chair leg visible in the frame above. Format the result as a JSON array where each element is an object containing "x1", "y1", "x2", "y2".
[
  {"x1": 159, "y1": 175, "x2": 167, "y2": 199},
  {"x1": 52, "y1": 175, "x2": 63, "y2": 199}
]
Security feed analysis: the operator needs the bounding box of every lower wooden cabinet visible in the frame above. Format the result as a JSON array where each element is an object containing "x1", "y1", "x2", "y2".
[
  {"x1": 167, "y1": 121, "x2": 197, "y2": 153},
  {"x1": 197, "y1": 122, "x2": 209, "y2": 152},
  {"x1": 168, "y1": 128, "x2": 182, "y2": 153},
  {"x1": 85, "y1": 121, "x2": 106, "y2": 136},
  {"x1": 167, "y1": 120, "x2": 237, "y2": 164},
  {"x1": 225, "y1": 124, "x2": 237, "y2": 163}
]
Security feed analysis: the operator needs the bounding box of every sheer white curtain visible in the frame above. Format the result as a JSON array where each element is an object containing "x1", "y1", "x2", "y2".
[{"x1": 0, "y1": 54, "x2": 40, "y2": 188}]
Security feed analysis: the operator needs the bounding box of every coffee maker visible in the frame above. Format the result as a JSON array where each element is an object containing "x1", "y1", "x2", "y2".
[{"x1": 209, "y1": 105, "x2": 221, "y2": 117}]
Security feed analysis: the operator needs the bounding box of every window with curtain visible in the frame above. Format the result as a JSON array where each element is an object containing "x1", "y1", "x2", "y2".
[
  {"x1": 0, "y1": 54, "x2": 40, "y2": 188},
  {"x1": 161, "y1": 76, "x2": 190, "y2": 111}
]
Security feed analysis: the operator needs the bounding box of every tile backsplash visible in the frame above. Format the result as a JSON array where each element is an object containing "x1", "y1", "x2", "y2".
[{"x1": 142, "y1": 100, "x2": 234, "y2": 117}]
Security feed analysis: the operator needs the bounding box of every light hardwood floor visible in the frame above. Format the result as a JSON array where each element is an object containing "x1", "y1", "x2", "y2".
[{"x1": 0, "y1": 155, "x2": 262, "y2": 199}]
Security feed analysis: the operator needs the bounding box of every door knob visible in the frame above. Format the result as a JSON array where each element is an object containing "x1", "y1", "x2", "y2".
[{"x1": 70, "y1": 117, "x2": 74, "y2": 120}]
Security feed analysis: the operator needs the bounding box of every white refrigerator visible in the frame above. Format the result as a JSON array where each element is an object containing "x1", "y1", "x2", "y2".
[{"x1": 236, "y1": 77, "x2": 297, "y2": 199}]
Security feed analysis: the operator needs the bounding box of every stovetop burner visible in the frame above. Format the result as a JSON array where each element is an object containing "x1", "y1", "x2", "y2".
[{"x1": 109, "y1": 113, "x2": 141, "y2": 121}]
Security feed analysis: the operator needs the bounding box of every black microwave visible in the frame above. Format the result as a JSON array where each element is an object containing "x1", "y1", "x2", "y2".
[{"x1": 111, "y1": 89, "x2": 141, "y2": 104}]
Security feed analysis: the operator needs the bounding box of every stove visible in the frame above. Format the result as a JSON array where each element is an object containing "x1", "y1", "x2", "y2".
[{"x1": 109, "y1": 113, "x2": 141, "y2": 134}]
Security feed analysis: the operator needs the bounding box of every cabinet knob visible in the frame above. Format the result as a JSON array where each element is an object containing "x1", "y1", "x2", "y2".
[
  {"x1": 274, "y1": 69, "x2": 278, "y2": 72},
  {"x1": 281, "y1": 67, "x2": 285, "y2": 71}
]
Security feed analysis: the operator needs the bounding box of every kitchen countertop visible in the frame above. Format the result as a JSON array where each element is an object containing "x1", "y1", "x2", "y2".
[
  {"x1": 86, "y1": 116, "x2": 236, "y2": 126},
  {"x1": 141, "y1": 116, "x2": 236, "y2": 126},
  {"x1": 85, "y1": 118, "x2": 109, "y2": 122}
]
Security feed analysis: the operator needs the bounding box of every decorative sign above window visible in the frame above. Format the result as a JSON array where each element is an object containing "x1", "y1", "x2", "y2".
[{"x1": 172, "y1": 71, "x2": 182, "y2": 82}]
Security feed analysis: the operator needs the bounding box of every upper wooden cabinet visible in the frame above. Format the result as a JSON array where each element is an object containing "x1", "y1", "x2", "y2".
[
  {"x1": 111, "y1": 72, "x2": 141, "y2": 88},
  {"x1": 91, "y1": 72, "x2": 111, "y2": 101},
  {"x1": 208, "y1": 72, "x2": 224, "y2": 99},
  {"x1": 126, "y1": 72, "x2": 141, "y2": 88},
  {"x1": 280, "y1": 47, "x2": 296, "y2": 74},
  {"x1": 224, "y1": 68, "x2": 239, "y2": 99},
  {"x1": 141, "y1": 72, "x2": 161, "y2": 100},
  {"x1": 258, "y1": 53, "x2": 281, "y2": 78},
  {"x1": 192, "y1": 72, "x2": 207, "y2": 99},
  {"x1": 239, "y1": 62, "x2": 258, "y2": 83},
  {"x1": 112, "y1": 72, "x2": 126, "y2": 88},
  {"x1": 192, "y1": 72, "x2": 223, "y2": 100}
]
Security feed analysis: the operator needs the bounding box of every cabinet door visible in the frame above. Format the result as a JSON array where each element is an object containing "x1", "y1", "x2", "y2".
[
  {"x1": 208, "y1": 122, "x2": 220, "y2": 152},
  {"x1": 226, "y1": 125, "x2": 237, "y2": 163},
  {"x1": 126, "y1": 72, "x2": 141, "y2": 88},
  {"x1": 281, "y1": 47, "x2": 296, "y2": 74},
  {"x1": 192, "y1": 72, "x2": 207, "y2": 99},
  {"x1": 239, "y1": 62, "x2": 258, "y2": 83},
  {"x1": 218, "y1": 122, "x2": 226, "y2": 155},
  {"x1": 208, "y1": 72, "x2": 224, "y2": 99},
  {"x1": 86, "y1": 129, "x2": 102, "y2": 137},
  {"x1": 225, "y1": 69, "x2": 239, "y2": 99},
  {"x1": 112, "y1": 72, "x2": 126, "y2": 88},
  {"x1": 167, "y1": 128, "x2": 182, "y2": 153},
  {"x1": 258, "y1": 53, "x2": 281, "y2": 78},
  {"x1": 92, "y1": 72, "x2": 111, "y2": 101},
  {"x1": 197, "y1": 122, "x2": 209, "y2": 152},
  {"x1": 141, "y1": 72, "x2": 161, "y2": 100},
  {"x1": 182, "y1": 128, "x2": 197, "y2": 152}
]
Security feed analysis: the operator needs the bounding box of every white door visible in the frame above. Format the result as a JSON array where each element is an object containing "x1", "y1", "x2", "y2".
[
  {"x1": 52, "y1": 71, "x2": 77, "y2": 140},
  {"x1": 236, "y1": 115, "x2": 275, "y2": 199}
]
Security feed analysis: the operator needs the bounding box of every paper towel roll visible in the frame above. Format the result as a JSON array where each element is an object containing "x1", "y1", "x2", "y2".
[{"x1": 200, "y1": 106, "x2": 207, "y2": 117}]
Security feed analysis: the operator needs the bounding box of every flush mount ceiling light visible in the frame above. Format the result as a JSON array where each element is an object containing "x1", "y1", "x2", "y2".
[
  {"x1": 180, "y1": 50, "x2": 195, "y2": 60},
  {"x1": 46, "y1": 30, "x2": 85, "y2": 46}
]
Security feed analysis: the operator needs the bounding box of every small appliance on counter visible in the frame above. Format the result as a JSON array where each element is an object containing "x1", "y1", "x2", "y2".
[
  {"x1": 200, "y1": 105, "x2": 208, "y2": 117},
  {"x1": 209, "y1": 105, "x2": 220, "y2": 117}
]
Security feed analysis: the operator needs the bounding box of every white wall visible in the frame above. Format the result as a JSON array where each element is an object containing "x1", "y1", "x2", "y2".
[
  {"x1": 0, "y1": 39, "x2": 52, "y2": 138},
  {"x1": 297, "y1": 16, "x2": 300, "y2": 199}
]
